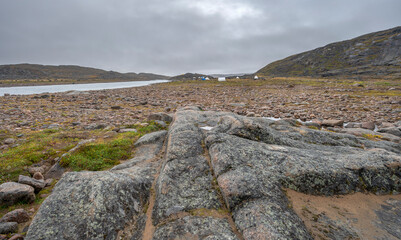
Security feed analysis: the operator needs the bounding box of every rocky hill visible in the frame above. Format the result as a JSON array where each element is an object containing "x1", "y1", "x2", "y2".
[
  {"x1": 257, "y1": 26, "x2": 401, "y2": 79},
  {"x1": 0, "y1": 64, "x2": 169, "y2": 81}
]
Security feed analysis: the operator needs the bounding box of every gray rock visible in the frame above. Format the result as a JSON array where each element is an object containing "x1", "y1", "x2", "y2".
[
  {"x1": 44, "y1": 162, "x2": 65, "y2": 180},
  {"x1": 375, "y1": 199, "x2": 401, "y2": 239},
  {"x1": 118, "y1": 128, "x2": 137, "y2": 133},
  {"x1": 134, "y1": 130, "x2": 167, "y2": 148},
  {"x1": 152, "y1": 156, "x2": 222, "y2": 225},
  {"x1": 0, "y1": 209, "x2": 30, "y2": 223},
  {"x1": 361, "y1": 121, "x2": 375, "y2": 130},
  {"x1": 18, "y1": 175, "x2": 46, "y2": 193},
  {"x1": 322, "y1": 119, "x2": 344, "y2": 127},
  {"x1": 148, "y1": 112, "x2": 173, "y2": 122},
  {"x1": 111, "y1": 131, "x2": 166, "y2": 171},
  {"x1": 345, "y1": 122, "x2": 362, "y2": 128},
  {"x1": 32, "y1": 172, "x2": 44, "y2": 180},
  {"x1": 154, "y1": 120, "x2": 167, "y2": 127},
  {"x1": 0, "y1": 222, "x2": 18, "y2": 234},
  {"x1": 26, "y1": 163, "x2": 157, "y2": 240},
  {"x1": 153, "y1": 216, "x2": 239, "y2": 240},
  {"x1": 27, "y1": 166, "x2": 45, "y2": 176},
  {"x1": 3, "y1": 138, "x2": 15, "y2": 145},
  {"x1": 0, "y1": 182, "x2": 35, "y2": 206},
  {"x1": 378, "y1": 127, "x2": 401, "y2": 137}
]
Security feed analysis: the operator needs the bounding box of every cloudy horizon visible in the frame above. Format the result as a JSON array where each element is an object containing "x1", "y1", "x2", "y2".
[{"x1": 0, "y1": 0, "x2": 400, "y2": 76}]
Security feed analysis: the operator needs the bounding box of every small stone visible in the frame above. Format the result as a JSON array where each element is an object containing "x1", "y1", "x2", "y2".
[
  {"x1": 119, "y1": 128, "x2": 138, "y2": 133},
  {"x1": 27, "y1": 166, "x2": 45, "y2": 176},
  {"x1": 246, "y1": 112, "x2": 255, "y2": 117},
  {"x1": 0, "y1": 209, "x2": 30, "y2": 223},
  {"x1": 18, "y1": 175, "x2": 46, "y2": 193},
  {"x1": 361, "y1": 122, "x2": 375, "y2": 130},
  {"x1": 322, "y1": 119, "x2": 344, "y2": 127},
  {"x1": 345, "y1": 122, "x2": 362, "y2": 128},
  {"x1": 71, "y1": 122, "x2": 81, "y2": 126},
  {"x1": 4, "y1": 138, "x2": 15, "y2": 145},
  {"x1": 0, "y1": 222, "x2": 18, "y2": 234},
  {"x1": 111, "y1": 106, "x2": 122, "y2": 110},
  {"x1": 155, "y1": 120, "x2": 167, "y2": 128},
  {"x1": 32, "y1": 172, "x2": 44, "y2": 180},
  {"x1": 44, "y1": 178, "x2": 54, "y2": 187},
  {"x1": 148, "y1": 113, "x2": 173, "y2": 122},
  {"x1": 47, "y1": 124, "x2": 60, "y2": 130},
  {"x1": 0, "y1": 182, "x2": 35, "y2": 206}
]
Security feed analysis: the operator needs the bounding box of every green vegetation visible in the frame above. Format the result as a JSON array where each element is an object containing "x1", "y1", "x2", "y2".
[
  {"x1": 60, "y1": 121, "x2": 165, "y2": 171},
  {"x1": 361, "y1": 133, "x2": 383, "y2": 141},
  {"x1": 0, "y1": 121, "x2": 166, "y2": 184},
  {"x1": 0, "y1": 129, "x2": 81, "y2": 184}
]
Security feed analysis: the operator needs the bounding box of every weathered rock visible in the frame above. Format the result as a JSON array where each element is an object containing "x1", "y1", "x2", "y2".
[
  {"x1": 134, "y1": 130, "x2": 167, "y2": 148},
  {"x1": 361, "y1": 121, "x2": 375, "y2": 130},
  {"x1": 322, "y1": 119, "x2": 344, "y2": 127},
  {"x1": 3, "y1": 138, "x2": 15, "y2": 145},
  {"x1": 0, "y1": 182, "x2": 35, "y2": 206},
  {"x1": 378, "y1": 127, "x2": 401, "y2": 137},
  {"x1": 345, "y1": 122, "x2": 362, "y2": 128},
  {"x1": 18, "y1": 175, "x2": 45, "y2": 193},
  {"x1": 375, "y1": 199, "x2": 401, "y2": 239},
  {"x1": 111, "y1": 131, "x2": 166, "y2": 171},
  {"x1": 118, "y1": 128, "x2": 137, "y2": 133},
  {"x1": 23, "y1": 108, "x2": 401, "y2": 239},
  {"x1": 27, "y1": 166, "x2": 44, "y2": 176},
  {"x1": 0, "y1": 209, "x2": 30, "y2": 223},
  {"x1": 32, "y1": 172, "x2": 44, "y2": 180},
  {"x1": 0, "y1": 222, "x2": 18, "y2": 234},
  {"x1": 153, "y1": 216, "x2": 239, "y2": 240},
  {"x1": 148, "y1": 112, "x2": 173, "y2": 122},
  {"x1": 44, "y1": 162, "x2": 65, "y2": 180},
  {"x1": 26, "y1": 164, "x2": 157, "y2": 239}
]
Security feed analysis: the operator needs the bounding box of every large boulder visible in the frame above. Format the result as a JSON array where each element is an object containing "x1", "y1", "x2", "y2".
[{"x1": 0, "y1": 182, "x2": 35, "y2": 206}]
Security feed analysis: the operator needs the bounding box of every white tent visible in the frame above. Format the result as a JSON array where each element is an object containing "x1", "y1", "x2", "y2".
[
  {"x1": 218, "y1": 77, "x2": 226, "y2": 82},
  {"x1": 254, "y1": 75, "x2": 259, "y2": 80}
]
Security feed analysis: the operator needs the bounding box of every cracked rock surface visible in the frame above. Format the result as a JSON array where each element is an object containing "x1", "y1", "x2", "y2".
[{"x1": 26, "y1": 107, "x2": 401, "y2": 239}]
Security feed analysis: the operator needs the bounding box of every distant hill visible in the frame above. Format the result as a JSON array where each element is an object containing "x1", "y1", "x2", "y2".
[
  {"x1": 170, "y1": 73, "x2": 214, "y2": 81},
  {"x1": 0, "y1": 64, "x2": 169, "y2": 81},
  {"x1": 257, "y1": 26, "x2": 401, "y2": 79}
]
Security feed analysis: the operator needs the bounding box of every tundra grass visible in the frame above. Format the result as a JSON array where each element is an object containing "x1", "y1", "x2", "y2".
[{"x1": 60, "y1": 121, "x2": 165, "y2": 171}]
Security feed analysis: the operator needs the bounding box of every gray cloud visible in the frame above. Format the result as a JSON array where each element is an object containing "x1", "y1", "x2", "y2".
[{"x1": 0, "y1": 0, "x2": 400, "y2": 75}]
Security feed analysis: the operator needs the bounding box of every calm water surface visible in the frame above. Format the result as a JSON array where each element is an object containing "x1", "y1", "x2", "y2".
[{"x1": 0, "y1": 80, "x2": 169, "y2": 96}]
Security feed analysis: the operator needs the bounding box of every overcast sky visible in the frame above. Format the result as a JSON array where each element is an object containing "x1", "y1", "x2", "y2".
[{"x1": 0, "y1": 0, "x2": 400, "y2": 76}]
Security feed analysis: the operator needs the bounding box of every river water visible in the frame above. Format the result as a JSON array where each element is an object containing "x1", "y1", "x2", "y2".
[{"x1": 0, "y1": 80, "x2": 169, "y2": 96}]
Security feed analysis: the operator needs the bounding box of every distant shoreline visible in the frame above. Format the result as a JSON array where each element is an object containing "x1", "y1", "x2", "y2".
[{"x1": 0, "y1": 79, "x2": 163, "y2": 88}]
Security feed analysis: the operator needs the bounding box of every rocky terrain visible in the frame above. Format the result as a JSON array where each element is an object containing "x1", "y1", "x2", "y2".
[
  {"x1": 0, "y1": 78, "x2": 400, "y2": 239},
  {"x1": 5, "y1": 107, "x2": 397, "y2": 239},
  {"x1": 257, "y1": 26, "x2": 401, "y2": 79},
  {"x1": 0, "y1": 64, "x2": 168, "y2": 86}
]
